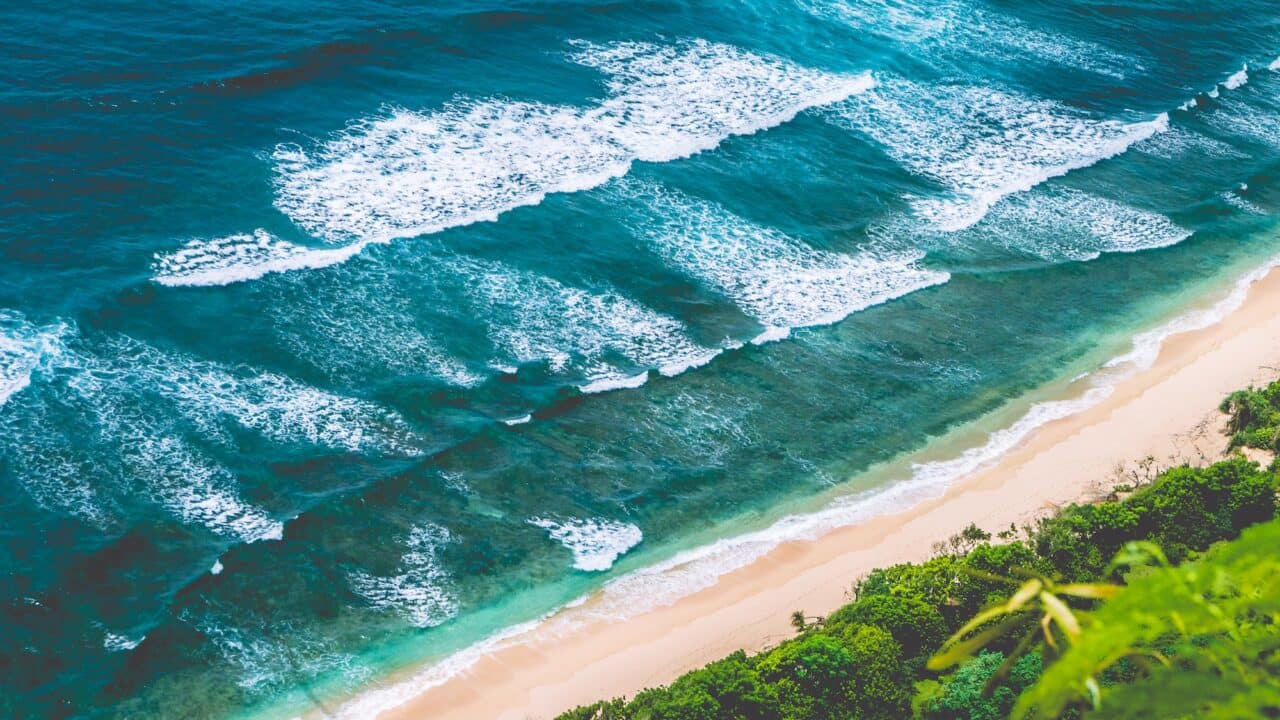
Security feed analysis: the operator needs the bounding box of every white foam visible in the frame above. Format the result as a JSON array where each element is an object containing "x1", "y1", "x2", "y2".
[
  {"x1": 1224, "y1": 64, "x2": 1250, "y2": 90},
  {"x1": 621, "y1": 183, "x2": 949, "y2": 331},
  {"x1": 103, "y1": 632, "x2": 144, "y2": 652},
  {"x1": 271, "y1": 263, "x2": 483, "y2": 387},
  {"x1": 923, "y1": 186, "x2": 1193, "y2": 262},
  {"x1": 752, "y1": 326, "x2": 793, "y2": 345},
  {"x1": 799, "y1": 0, "x2": 1137, "y2": 79},
  {"x1": 157, "y1": 40, "x2": 872, "y2": 286},
  {"x1": 332, "y1": 254, "x2": 1280, "y2": 720},
  {"x1": 579, "y1": 371, "x2": 650, "y2": 394},
  {"x1": 2, "y1": 325, "x2": 419, "y2": 532},
  {"x1": 331, "y1": 612, "x2": 555, "y2": 719},
  {"x1": 1133, "y1": 125, "x2": 1246, "y2": 160},
  {"x1": 125, "y1": 436, "x2": 283, "y2": 543},
  {"x1": 1222, "y1": 189, "x2": 1266, "y2": 215},
  {"x1": 118, "y1": 341, "x2": 423, "y2": 456},
  {"x1": 452, "y1": 257, "x2": 714, "y2": 389},
  {"x1": 657, "y1": 347, "x2": 724, "y2": 377},
  {"x1": 152, "y1": 229, "x2": 367, "y2": 287},
  {"x1": 528, "y1": 517, "x2": 643, "y2": 572},
  {"x1": 348, "y1": 524, "x2": 459, "y2": 628},
  {"x1": 0, "y1": 311, "x2": 68, "y2": 408},
  {"x1": 832, "y1": 79, "x2": 1168, "y2": 231},
  {"x1": 1202, "y1": 95, "x2": 1280, "y2": 149},
  {"x1": 572, "y1": 40, "x2": 874, "y2": 163},
  {"x1": 1177, "y1": 63, "x2": 1255, "y2": 113}
]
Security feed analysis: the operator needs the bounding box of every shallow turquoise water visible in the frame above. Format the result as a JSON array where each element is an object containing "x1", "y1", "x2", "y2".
[{"x1": 2, "y1": 1, "x2": 1279, "y2": 717}]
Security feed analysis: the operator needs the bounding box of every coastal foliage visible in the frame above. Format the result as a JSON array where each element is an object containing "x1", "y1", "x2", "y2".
[
  {"x1": 1013, "y1": 518, "x2": 1280, "y2": 718},
  {"x1": 557, "y1": 451, "x2": 1279, "y2": 720},
  {"x1": 1220, "y1": 378, "x2": 1280, "y2": 452}
]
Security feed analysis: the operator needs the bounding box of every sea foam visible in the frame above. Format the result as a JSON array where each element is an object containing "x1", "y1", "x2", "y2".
[
  {"x1": 832, "y1": 78, "x2": 1168, "y2": 231},
  {"x1": 154, "y1": 40, "x2": 872, "y2": 286},
  {"x1": 907, "y1": 186, "x2": 1193, "y2": 262},
  {"x1": 348, "y1": 524, "x2": 459, "y2": 628},
  {"x1": 1223, "y1": 64, "x2": 1250, "y2": 90},
  {"x1": 0, "y1": 311, "x2": 68, "y2": 408},
  {"x1": 528, "y1": 517, "x2": 643, "y2": 572},
  {"x1": 447, "y1": 257, "x2": 715, "y2": 392},
  {"x1": 799, "y1": 0, "x2": 1137, "y2": 79},
  {"x1": 269, "y1": 261, "x2": 484, "y2": 387},
  {"x1": 151, "y1": 229, "x2": 367, "y2": 287},
  {"x1": 0, "y1": 322, "x2": 418, "y2": 533},
  {"x1": 620, "y1": 183, "x2": 949, "y2": 332}
]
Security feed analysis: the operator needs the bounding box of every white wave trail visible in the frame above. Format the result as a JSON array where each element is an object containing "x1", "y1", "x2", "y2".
[
  {"x1": 270, "y1": 263, "x2": 484, "y2": 387},
  {"x1": 448, "y1": 257, "x2": 717, "y2": 392},
  {"x1": 1, "y1": 323, "x2": 418, "y2": 531},
  {"x1": 125, "y1": 437, "x2": 283, "y2": 543},
  {"x1": 154, "y1": 40, "x2": 872, "y2": 286},
  {"x1": 0, "y1": 311, "x2": 68, "y2": 408},
  {"x1": 799, "y1": 0, "x2": 1138, "y2": 79},
  {"x1": 528, "y1": 517, "x2": 643, "y2": 572},
  {"x1": 621, "y1": 183, "x2": 948, "y2": 335},
  {"x1": 832, "y1": 79, "x2": 1168, "y2": 231},
  {"x1": 1, "y1": 331, "x2": 287, "y2": 538},
  {"x1": 348, "y1": 524, "x2": 459, "y2": 628},
  {"x1": 152, "y1": 229, "x2": 367, "y2": 287},
  {"x1": 330, "y1": 253, "x2": 1280, "y2": 720},
  {"x1": 114, "y1": 340, "x2": 423, "y2": 456},
  {"x1": 1223, "y1": 64, "x2": 1250, "y2": 90},
  {"x1": 900, "y1": 186, "x2": 1193, "y2": 262}
]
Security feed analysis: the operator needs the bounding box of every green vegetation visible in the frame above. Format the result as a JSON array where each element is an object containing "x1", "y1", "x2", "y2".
[
  {"x1": 557, "y1": 389, "x2": 1280, "y2": 720},
  {"x1": 1220, "y1": 378, "x2": 1280, "y2": 452}
]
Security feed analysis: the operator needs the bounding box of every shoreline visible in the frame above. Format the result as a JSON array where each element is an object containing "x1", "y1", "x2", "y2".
[{"x1": 331, "y1": 254, "x2": 1280, "y2": 720}]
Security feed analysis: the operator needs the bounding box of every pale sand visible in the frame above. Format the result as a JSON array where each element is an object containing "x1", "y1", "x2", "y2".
[{"x1": 370, "y1": 264, "x2": 1280, "y2": 720}]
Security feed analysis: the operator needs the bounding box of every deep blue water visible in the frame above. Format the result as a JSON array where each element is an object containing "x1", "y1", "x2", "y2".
[{"x1": 2, "y1": 1, "x2": 1279, "y2": 717}]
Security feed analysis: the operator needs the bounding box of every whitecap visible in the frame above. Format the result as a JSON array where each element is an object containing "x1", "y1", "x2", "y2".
[
  {"x1": 124, "y1": 436, "x2": 282, "y2": 543},
  {"x1": 152, "y1": 229, "x2": 367, "y2": 287},
  {"x1": 619, "y1": 183, "x2": 949, "y2": 330},
  {"x1": 184, "y1": 604, "x2": 371, "y2": 692},
  {"x1": 528, "y1": 517, "x2": 643, "y2": 572},
  {"x1": 103, "y1": 632, "x2": 144, "y2": 652},
  {"x1": 451, "y1": 257, "x2": 714, "y2": 389},
  {"x1": 270, "y1": 262, "x2": 484, "y2": 387},
  {"x1": 114, "y1": 340, "x2": 423, "y2": 456},
  {"x1": 156, "y1": 40, "x2": 872, "y2": 286},
  {"x1": 0, "y1": 311, "x2": 68, "y2": 408},
  {"x1": 920, "y1": 186, "x2": 1193, "y2": 262},
  {"x1": 832, "y1": 78, "x2": 1168, "y2": 231},
  {"x1": 798, "y1": 0, "x2": 1137, "y2": 79},
  {"x1": 348, "y1": 524, "x2": 459, "y2": 628},
  {"x1": 579, "y1": 372, "x2": 650, "y2": 394},
  {"x1": 1222, "y1": 188, "x2": 1265, "y2": 215},
  {"x1": 1223, "y1": 64, "x2": 1249, "y2": 90}
]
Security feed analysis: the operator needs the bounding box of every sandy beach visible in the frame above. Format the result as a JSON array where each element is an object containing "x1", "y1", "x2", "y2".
[{"x1": 353, "y1": 260, "x2": 1280, "y2": 720}]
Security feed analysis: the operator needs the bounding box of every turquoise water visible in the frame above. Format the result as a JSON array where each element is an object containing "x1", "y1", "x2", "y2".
[{"x1": 2, "y1": 1, "x2": 1280, "y2": 717}]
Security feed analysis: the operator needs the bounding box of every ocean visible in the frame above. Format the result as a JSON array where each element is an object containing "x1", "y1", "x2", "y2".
[{"x1": 2, "y1": 1, "x2": 1279, "y2": 717}]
